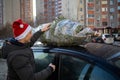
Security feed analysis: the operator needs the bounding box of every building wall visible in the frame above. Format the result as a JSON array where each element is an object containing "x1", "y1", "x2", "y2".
[
  {"x1": 78, "y1": 0, "x2": 85, "y2": 25},
  {"x1": 3, "y1": 0, "x2": 20, "y2": 24},
  {"x1": 36, "y1": 0, "x2": 44, "y2": 17},
  {"x1": 2, "y1": 0, "x2": 33, "y2": 25},
  {"x1": 0, "y1": 0, "x2": 3, "y2": 27},
  {"x1": 20, "y1": 0, "x2": 33, "y2": 23},
  {"x1": 36, "y1": 0, "x2": 62, "y2": 24},
  {"x1": 62, "y1": 0, "x2": 79, "y2": 21},
  {"x1": 85, "y1": 0, "x2": 120, "y2": 29}
]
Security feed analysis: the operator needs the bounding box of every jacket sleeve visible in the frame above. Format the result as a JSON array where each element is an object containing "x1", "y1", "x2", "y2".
[
  {"x1": 11, "y1": 55, "x2": 53, "y2": 80},
  {"x1": 29, "y1": 30, "x2": 44, "y2": 47}
]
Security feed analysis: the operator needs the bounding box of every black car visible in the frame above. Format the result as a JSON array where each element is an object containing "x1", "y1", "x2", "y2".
[
  {"x1": 92, "y1": 37, "x2": 104, "y2": 43},
  {"x1": 32, "y1": 45, "x2": 120, "y2": 80}
]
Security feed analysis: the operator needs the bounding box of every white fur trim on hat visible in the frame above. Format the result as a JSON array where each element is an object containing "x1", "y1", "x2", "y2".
[{"x1": 15, "y1": 25, "x2": 32, "y2": 40}]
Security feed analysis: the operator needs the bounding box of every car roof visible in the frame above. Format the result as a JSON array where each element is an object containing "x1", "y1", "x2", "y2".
[
  {"x1": 85, "y1": 43, "x2": 120, "y2": 59},
  {"x1": 32, "y1": 43, "x2": 120, "y2": 60}
]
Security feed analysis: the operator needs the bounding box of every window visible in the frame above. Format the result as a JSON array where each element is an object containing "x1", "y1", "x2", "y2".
[
  {"x1": 102, "y1": 15, "x2": 107, "y2": 18},
  {"x1": 102, "y1": 22, "x2": 108, "y2": 26},
  {"x1": 118, "y1": 22, "x2": 120, "y2": 25},
  {"x1": 110, "y1": 8, "x2": 115, "y2": 12},
  {"x1": 80, "y1": 0, "x2": 82, "y2": 3},
  {"x1": 60, "y1": 55, "x2": 117, "y2": 80},
  {"x1": 110, "y1": 0, "x2": 114, "y2": 5},
  {"x1": 96, "y1": 8, "x2": 100, "y2": 12},
  {"x1": 88, "y1": 7, "x2": 94, "y2": 10},
  {"x1": 80, "y1": 8, "x2": 82, "y2": 11},
  {"x1": 118, "y1": 6, "x2": 120, "y2": 10},
  {"x1": 88, "y1": 14, "x2": 94, "y2": 17},
  {"x1": 118, "y1": 13, "x2": 120, "y2": 17},
  {"x1": 96, "y1": 23, "x2": 100, "y2": 27},
  {"x1": 89, "y1": 66, "x2": 116, "y2": 80},
  {"x1": 110, "y1": 22, "x2": 114, "y2": 27},
  {"x1": 97, "y1": 16, "x2": 100, "y2": 20},
  {"x1": 110, "y1": 15, "x2": 114, "y2": 20},
  {"x1": 102, "y1": 8, "x2": 108, "y2": 12},
  {"x1": 33, "y1": 51, "x2": 55, "y2": 72},
  {"x1": 60, "y1": 55, "x2": 88, "y2": 80},
  {"x1": 88, "y1": 22, "x2": 94, "y2": 26},
  {"x1": 96, "y1": 0, "x2": 99, "y2": 4},
  {"x1": 102, "y1": 1, "x2": 108, "y2": 4},
  {"x1": 88, "y1": 0, "x2": 93, "y2": 2}
]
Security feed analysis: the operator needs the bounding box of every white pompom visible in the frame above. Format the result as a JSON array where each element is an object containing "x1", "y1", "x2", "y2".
[{"x1": 20, "y1": 24, "x2": 24, "y2": 28}]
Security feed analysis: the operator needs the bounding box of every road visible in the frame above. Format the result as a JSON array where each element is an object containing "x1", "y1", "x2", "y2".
[{"x1": 0, "y1": 59, "x2": 7, "y2": 80}]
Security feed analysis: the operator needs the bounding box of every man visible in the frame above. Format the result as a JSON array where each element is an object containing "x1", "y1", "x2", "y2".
[{"x1": 2, "y1": 19, "x2": 55, "y2": 80}]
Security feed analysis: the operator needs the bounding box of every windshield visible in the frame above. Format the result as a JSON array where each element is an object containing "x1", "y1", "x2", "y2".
[{"x1": 105, "y1": 35, "x2": 112, "y2": 38}]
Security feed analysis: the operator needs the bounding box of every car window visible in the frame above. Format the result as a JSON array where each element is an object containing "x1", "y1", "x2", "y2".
[
  {"x1": 60, "y1": 55, "x2": 88, "y2": 80},
  {"x1": 105, "y1": 35, "x2": 111, "y2": 38},
  {"x1": 33, "y1": 51, "x2": 55, "y2": 72},
  {"x1": 114, "y1": 59, "x2": 120, "y2": 68},
  {"x1": 60, "y1": 55, "x2": 118, "y2": 80},
  {"x1": 88, "y1": 66, "x2": 116, "y2": 80}
]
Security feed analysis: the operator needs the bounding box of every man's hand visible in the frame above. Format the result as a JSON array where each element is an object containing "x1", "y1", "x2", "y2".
[
  {"x1": 41, "y1": 23, "x2": 51, "y2": 32},
  {"x1": 49, "y1": 63, "x2": 56, "y2": 72}
]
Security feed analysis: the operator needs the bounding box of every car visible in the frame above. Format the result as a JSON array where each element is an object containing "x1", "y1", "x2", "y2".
[
  {"x1": 92, "y1": 37, "x2": 104, "y2": 43},
  {"x1": 33, "y1": 41, "x2": 43, "y2": 47},
  {"x1": 32, "y1": 45, "x2": 120, "y2": 80},
  {"x1": 102, "y1": 34, "x2": 114, "y2": 44},
  {"x1": 0, "y1": 40, "x2": 4, "y2": 49},
  {"x1": 113, "y1": 34, "x2": 120, "y2": 41},
  {"x1": 0, "y1": 40, "x2": 4, "y2": 58}
]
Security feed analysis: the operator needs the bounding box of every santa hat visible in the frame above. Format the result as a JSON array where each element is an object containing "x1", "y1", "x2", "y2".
[{"x1": 12, "y1": 19, "x2": 32, "y2": 40}]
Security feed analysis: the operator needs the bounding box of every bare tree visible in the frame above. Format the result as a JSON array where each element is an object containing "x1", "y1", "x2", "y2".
[{"x1": 0, "y1": 23, "x2": 13, "y2": 39}]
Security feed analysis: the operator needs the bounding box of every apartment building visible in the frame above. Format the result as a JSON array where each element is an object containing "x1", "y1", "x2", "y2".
[
  {"x1": 86, "y1": 0, "x2": 120, "y2": 29},
  {"x1": 0, "y1": 0, "x2": 3, "y2": 27},
  {"x1": 20, "y1": 0, "x2": 33, "y2": 23},
  {"x1": 117, "y1": 0, "x2": 120, "y2": 28},
  {"x1": 62, "y1": 0, "x2": 85, "y2": 25},
  {"x1": 78, "y1": 0, "x2": 86, "y2": 25},
  {"x1": 0, "y1": 0, "x2": 33, "y2": 27},
  {"x1": 36, "y1": 0, "x2": 62, "y2": 24},
  {"x1": 3, "y1": 0, "x2": 20, "y2": 25}
]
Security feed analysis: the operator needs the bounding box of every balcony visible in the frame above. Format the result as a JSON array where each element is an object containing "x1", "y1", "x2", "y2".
[
  {"x1": 88, "y1": 3, "x2": 94, "y2": 7},
  {"x1": 88, "y1": 11, "x2": 94, "y2": 14}
]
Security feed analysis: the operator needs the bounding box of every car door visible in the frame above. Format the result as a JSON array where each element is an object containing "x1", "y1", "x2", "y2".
[
  {"x1": 32, "y1": 47, "x2": 120, "y2": 80},
  {"x1": 59, "y1": 54, "x2": 119, "y2": 80},
  {"x1": 33, "y1": 48, "x2": 60, "y2": 80}
]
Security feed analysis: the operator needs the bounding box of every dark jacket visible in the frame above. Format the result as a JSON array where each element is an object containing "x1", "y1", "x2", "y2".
[{"x1": 2, "y1": 30, "x2": 53, "y2": 80}]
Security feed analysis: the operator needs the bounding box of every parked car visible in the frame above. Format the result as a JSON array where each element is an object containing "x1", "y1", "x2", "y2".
[
  {"x1": 0, "y1": 40, "x2": 4, "y2": 58},
  {"x1": 92, "y1": 37, "x2": 104, "y2": 43},
  {"x1": 113, "y1": 34, "x2": 120, "y2": 41},
  {"x1": 32, "y1": 46, "x2": 120, "y2": 80},
  {"x1": 0, "y1": 40, "x2": 4, "y2": 49},
  {"x1": 102, "y1": 34, "x2": 114, "y2": 44}
]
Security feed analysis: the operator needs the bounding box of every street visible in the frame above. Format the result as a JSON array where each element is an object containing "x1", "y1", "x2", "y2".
[{"x1": 0, "y1": 59, "x2": 7, "y2": 80}]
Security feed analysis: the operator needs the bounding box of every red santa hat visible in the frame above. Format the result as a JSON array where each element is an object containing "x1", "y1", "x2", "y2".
[{"x1": 12, "y1": 19, "x2": 32, "y2": 40}]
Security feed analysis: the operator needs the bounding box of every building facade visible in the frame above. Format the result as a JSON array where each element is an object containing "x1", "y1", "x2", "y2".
[
  {"x1": 0, "y1": 0, "x2": 3, "y2": 27},
  {"x1": 20, "y1": 0, "x2": 33, "y2": 23},
  {"x1": 36, "y1": 0, "x2": 62, "y2": 24},
  {"x1": 86, "y1": 0, "x2": 120, "y2": 29},
  {"x1": 0, "y1": 0, "x2": 33, "y2": 27},
  {"x1": 62, "y1": 0, "x2": 120, "y2": 30},
  {"x1": 62, "y1": 0, "x2": 85, "y2": 25}
]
